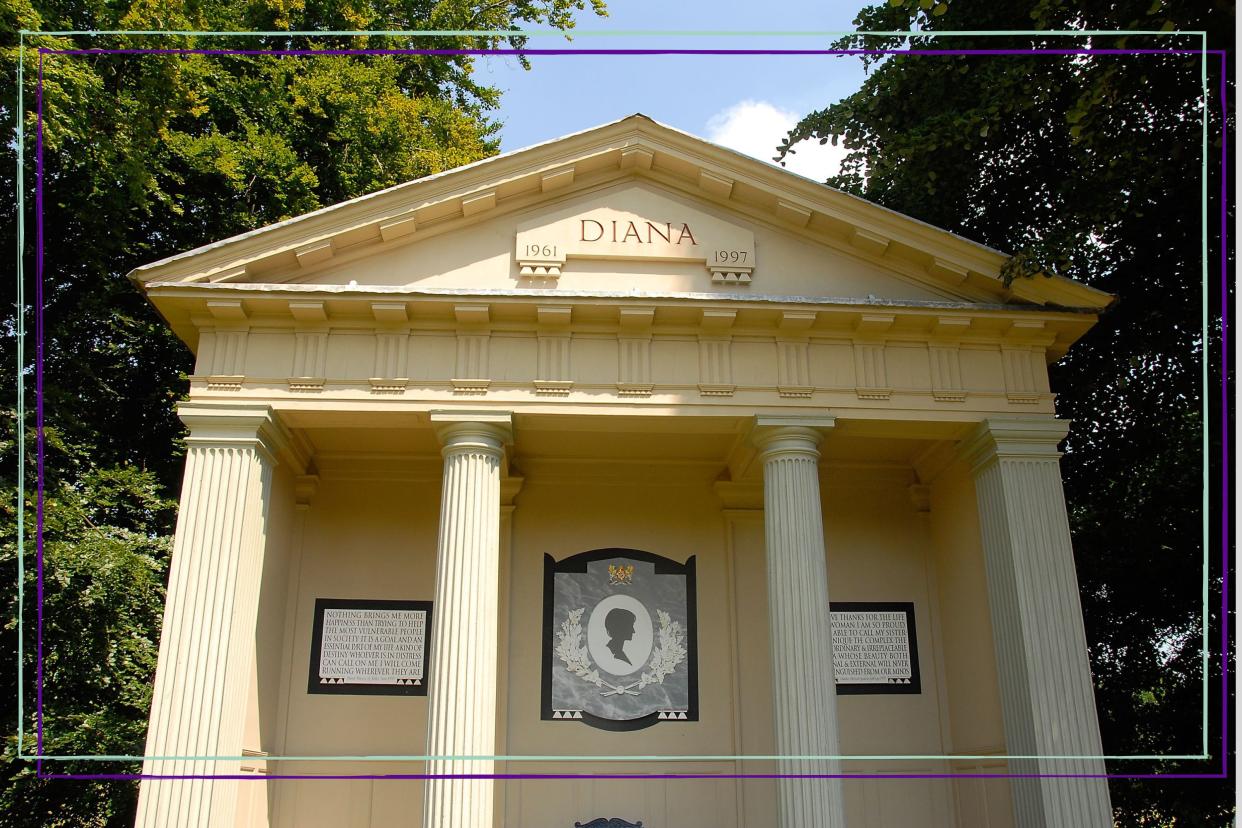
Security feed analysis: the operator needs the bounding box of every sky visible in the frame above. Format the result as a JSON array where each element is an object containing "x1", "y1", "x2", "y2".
[{"x1": 475, "y1": 0, "x2": 875, "y2": 182}]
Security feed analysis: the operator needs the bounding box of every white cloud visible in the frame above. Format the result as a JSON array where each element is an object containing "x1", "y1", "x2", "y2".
[{"x1": 705, "y1": 99, "x2": 848, "y2": 183}]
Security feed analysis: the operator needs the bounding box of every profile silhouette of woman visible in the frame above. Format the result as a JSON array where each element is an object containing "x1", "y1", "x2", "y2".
[{"x1": 604, "y1": 608, "x2": 637, "y2": 664}]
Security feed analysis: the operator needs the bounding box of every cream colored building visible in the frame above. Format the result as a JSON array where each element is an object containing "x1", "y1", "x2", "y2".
[{"x1": 129, "y1": 115, "x2": 1116, "y2": 828}]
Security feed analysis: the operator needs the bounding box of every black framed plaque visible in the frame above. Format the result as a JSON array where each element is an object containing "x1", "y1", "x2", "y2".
[
  {"x1": 308, "y1": 598, "x2": 432, "y2": 696},
  {"x1": 830, "y1": 601, "x2": 921, "y2": 695},
  {"x1": 542, "y1": 548, "x2": 699, "y2": 731}
]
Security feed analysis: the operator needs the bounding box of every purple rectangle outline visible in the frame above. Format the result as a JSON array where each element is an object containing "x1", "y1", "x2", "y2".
[{"x1": 28, "y1": 42, "x2": 1231, "y2": 782}]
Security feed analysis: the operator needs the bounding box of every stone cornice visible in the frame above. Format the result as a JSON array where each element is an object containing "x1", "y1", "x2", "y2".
[{"x1": 151, "y1": 286, "x2": 1095, "y2": 360}]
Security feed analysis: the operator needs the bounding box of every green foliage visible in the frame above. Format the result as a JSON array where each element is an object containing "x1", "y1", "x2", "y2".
[
  {"x1": 2, "y1": 412, "x2": 174, "y2": 827},
  {"x1": 778, "y1": 2, "x2": 1233, "y2": 824},
  {"x1": 0, "y1": 0, "x2": 606, "y2": 822}
]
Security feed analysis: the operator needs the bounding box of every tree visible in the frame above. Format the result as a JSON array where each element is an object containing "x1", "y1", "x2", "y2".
[
  {"x1": 0, "y1": 0, "x2": 607, "y2": 823},
  {"x1": 777, "y1": 1, "x2": 1232, "y2": 824}
]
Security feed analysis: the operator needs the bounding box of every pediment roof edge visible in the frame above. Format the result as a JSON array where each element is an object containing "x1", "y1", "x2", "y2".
[{"x1": 129, "y1": 114, "x2": 1113, "y2": 312}]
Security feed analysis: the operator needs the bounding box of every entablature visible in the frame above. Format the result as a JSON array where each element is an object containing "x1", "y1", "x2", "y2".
[
  {"x1": 156, "y1": 284, "x2": 1089, "y2": 416},
  {"x1": 151, "y1": 284, "x2": 1083, "y2": 357}
]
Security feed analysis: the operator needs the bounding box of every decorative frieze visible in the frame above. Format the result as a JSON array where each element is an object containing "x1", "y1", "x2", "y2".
[
  {"x1": 928, "y1": 316, "x2": 970, "y2": 402},
  {"x1": 777, "y1": 341, "x2": 812, "y2": 398},
  {"x1": 777, "y1": 311, "x2": 815, "y2": 398},
  {"x1": 698, "y1": 310, "x2": 735, "y2": 397},
  {"x1": 535, "y1": 306, "x2": 573, "y2": 394},
  {"x1": 1002, "y1": 319, "x2": 1052, "y2": 404},
  {"x1": 451, "y1": 306, "x2": 492, "y2": 395},
  {"x1": 1001, "y1": 346, "x2": 1041, "y2": 404},
  {"x1": 535, "y1": 334, "x2": 573, "y2": 395},
  {"x1": 617, "y1": 336, "x2": 652, "y2": 396},
  {"x1": 207, "y1": 329, "x2": 248, "y2": 390},
  {"x1": 852, "y1": 314, "x2": 893, "y2": 401},
  {"x1": 202, "y1": 300, "x2": 250, "y2": 389},
  {"x1": 698, "y1": 338, "x2": 734, "y2": 396},
  {"x1": 853, "y1": 342, "x2": 889, "y2": 400},
  {"x1": 928, "y1": 345, "x2": 965, "y2": 402},
  {"x1": 177, "y1": 294, "x2": 1074, "y2": 408},
  {"x1": 289, "y1": 330, "x2": 327, "y2": 391},
  {"x1": 453, "y1": 334, "x2": 491, "y2": 395},
  {"x1": 370, "y1": 331, "x2": 410, "y2": 393}
]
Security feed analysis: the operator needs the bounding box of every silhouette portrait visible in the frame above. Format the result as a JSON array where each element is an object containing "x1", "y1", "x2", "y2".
[{"x1": 604, "y1": 608, "x2": 637, "y2": 664}]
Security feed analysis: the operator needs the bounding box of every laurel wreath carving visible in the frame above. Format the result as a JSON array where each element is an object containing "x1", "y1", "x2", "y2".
[
  {"x1": 555, "y1": 608, "x2": 608, "y2": 690},
  {"x1": 637, "y1": 610, "x2": 686, "y2": 690},
  {"x1": 555, "y1": 607, "x2": 686, "y2": 697}
]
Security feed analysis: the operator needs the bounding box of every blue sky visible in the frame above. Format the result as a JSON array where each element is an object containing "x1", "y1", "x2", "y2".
[{"x1": 476, "y1": 0, "x2": 874, "y2": 181}]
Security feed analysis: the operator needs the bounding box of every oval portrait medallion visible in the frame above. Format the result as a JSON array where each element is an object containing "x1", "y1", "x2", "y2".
[{"x1": 586, "y1": 594, "x2": 653, "y2": 677}]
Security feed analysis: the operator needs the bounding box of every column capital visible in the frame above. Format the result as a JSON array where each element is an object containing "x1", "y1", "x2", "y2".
[
  {"x1": 959, "y1": 417, "x2": 1071, "y2": 473},
  {"x1": 430, "y1": 410, "x2": 512, "y2": 458},
  {"x1": 752, "y1": 415, "x2": 836, "y2": 463},
  {"x1": 176, "y1": 401, "x2": 296, "y2": 467}
]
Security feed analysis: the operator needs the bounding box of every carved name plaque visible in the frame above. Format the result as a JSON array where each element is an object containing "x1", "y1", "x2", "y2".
[
  {"x1": 829, "y1": 601, "x2": 921, "y2": 695},
  {"x1": 308, "y1": 598, "x2": 432, "y2": 696},
  {"x1": 515, "y1": 188, "x2": 756, "y2": 285}
]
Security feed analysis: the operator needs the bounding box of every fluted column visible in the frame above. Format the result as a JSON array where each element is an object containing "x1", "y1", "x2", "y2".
[
  {"x1": 962, "y1": 418, "x2": 1112, "y2": 828},
  {"x1": 423, "y1": 412, "x2": 510, "y2": 828},
  {"x1": 135, "y1": 404, "x2": 284, "y2": 828},
  {"x1": 754, "y1": 417, "x2": 846, "y2": 828}
]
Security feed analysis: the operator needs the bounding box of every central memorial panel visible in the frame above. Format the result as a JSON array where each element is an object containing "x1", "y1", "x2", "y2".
[{"x1": 541, "y1": 548, "x2": 699, "y2": 731}]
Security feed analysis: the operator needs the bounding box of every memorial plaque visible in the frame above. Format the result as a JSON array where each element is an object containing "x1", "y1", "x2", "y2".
[
  {"x1": 829, "y1": 601, "x2": 921, "y2": 695},
  {"x1": 308, "y1": 598, "x2": 432, "y2": 696},
  {"x1": 542, "y1": 548, "x2": 698, "y2": 731},
  {"x1": 514, "y1": 188, "x2": 757, "y2": 283}
]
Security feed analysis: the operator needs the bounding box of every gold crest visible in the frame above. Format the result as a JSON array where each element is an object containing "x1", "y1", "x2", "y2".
[{"x1": 608, "y1": 564, "x2": 635, "y2": 586}]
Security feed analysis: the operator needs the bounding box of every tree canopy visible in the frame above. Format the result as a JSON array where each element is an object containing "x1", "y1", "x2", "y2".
[
  {"x1": 777, "y1": 2, "x2": 1232, "y2": 824},
  {"x1": 0, "y1": 0, "x2": 605, "y2": 823}
]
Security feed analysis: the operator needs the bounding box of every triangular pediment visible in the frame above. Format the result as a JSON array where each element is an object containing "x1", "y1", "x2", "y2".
[
  {"x1": 130, "y1": 114, "x2": 1111, "y2": 314},
  {"x1": 248, "y1": 181, "x2": 981, "y2": 305}
]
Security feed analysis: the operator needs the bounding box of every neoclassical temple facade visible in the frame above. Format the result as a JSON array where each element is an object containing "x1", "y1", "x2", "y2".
[{"x1": 130, "y1": 115, "x2": 1116, "y2": 828}]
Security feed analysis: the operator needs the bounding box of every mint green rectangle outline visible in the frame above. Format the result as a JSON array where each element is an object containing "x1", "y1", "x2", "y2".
[{"x1": 13, "y1": 27, "x2": 1216, "y2": 766}]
